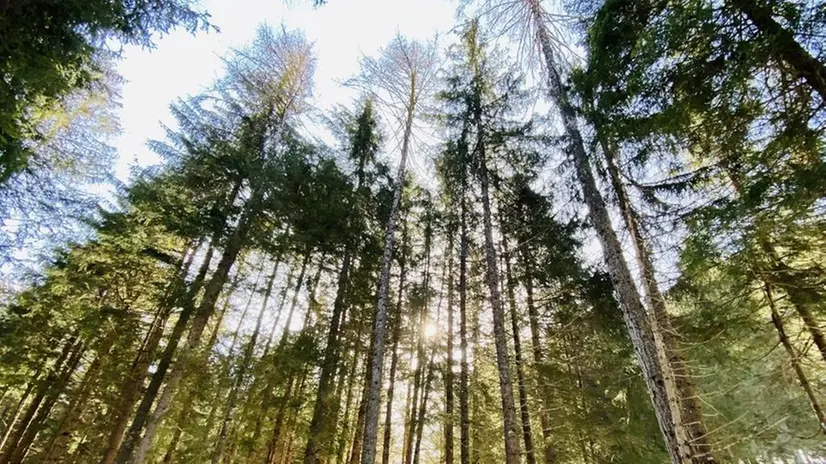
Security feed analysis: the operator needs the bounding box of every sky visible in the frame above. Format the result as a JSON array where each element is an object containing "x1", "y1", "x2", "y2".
[{"x1": 113, "y1": 0, "x2": 457, "y2": 181}]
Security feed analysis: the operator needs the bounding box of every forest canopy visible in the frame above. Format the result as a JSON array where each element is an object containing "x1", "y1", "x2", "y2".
[{"x1": 0, "y1": 0, "x2": 825, "y2": 463}]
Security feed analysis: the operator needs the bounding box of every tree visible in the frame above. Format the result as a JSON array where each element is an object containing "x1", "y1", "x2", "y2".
[{"x1": 352, "y1": 35, "x2": 439, "y2": 464}]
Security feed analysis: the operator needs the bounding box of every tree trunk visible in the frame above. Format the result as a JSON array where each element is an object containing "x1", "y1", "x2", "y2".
[
  {"x1": 277, "y1": 252, "x2": 311, "y2": 349},
  {"x1": 526, "y1": 2, "x2": 699, "y2": 462},
  {"x1": 730, "y1": 0, "x2": 826, "y2": 102},
  {"x1": 0, "y1": 377, "x2": 38, "y2": 455},
  {"x1": 600, "y1": 138, "x2": 713, "y2": 458},
  {"x1": 0, "y1": 337, "x2": 78, "y2": 464},
  {"x1": 519, "y1": 250, "x2": 555, "y2": 464},
  {"x1": 243, "y1": 265, "x2": 298, "y2": 456},
  {"x1": 444, "y1": 230, "x2": 456, "y2": 464},
  {"x1": 6, "y1": 342, "x2": 85, "y2": 464},
  {"x1": 304, "y1": 252, "x2": 352, "y2": 463},
  {"x1": 43, "y1": 331, "x2": 117, "y2": 462},
  {"x1": 361, "y1": 84, "x2": 416, "y2": 464},
  {"x1": 382, "y1": 241, "x2": 409, "y2": 464},
  {"x1": 349, "y1": 333, "x2": 373, "y2": 464},
  {"x1": 763, "y1": 246, "x2": 826, "y2": 365},
  {"x1": 502, "y1": 232, "x2": 537, "y2": 464},
  {"x1": 458, "y1": 184, "x2": 470, "y2": 464},
  {"x1": 336, "y1": 324, "x2": 363, "y2": 464},
  {"x1": 763, "y1": 281, "x2": 826, "y2": 433},
  {"x1": 475, "y1": 93, "x2": 521, "y2": 464},
  {"x1": 406, "y1": 222, "x2": 431, "y2": 464},
  {"x1": 128, "y1": 198, "x2": 257, "y2": 464},
  {"x1": 108, "y1": 242, "x2": 217, "y2": 464},
  {"x1": 213, "y1": 261, "x2": 280, "y2": 463}
]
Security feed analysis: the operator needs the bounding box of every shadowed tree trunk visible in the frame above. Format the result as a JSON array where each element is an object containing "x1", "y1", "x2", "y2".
[
  {"x1": 213, "y1": 260, "x2": 281, "y2": 463},
  {"x1": 0, "y1": 336, "x2": 78, "y2": 464},
  {"x1": 458, "y1": 170, "x2": 470, "y2": 464},
  {"x1": 382, "y1": 222, "x2": 409, "y2": 464},
  {"x1": 519, "y1": 249, "x2": 556, "y2": 464},
  {"x1": 108, "y1": 241, "x2": 218, "y2": 464},
  {"x1": 444, "y1": 229, "x2": 456, "y2": 464},
  {"x1": 501, "y1": 231, "x2": 536, "y2": 464},
  {"x1": 0, "y1": 376, "x2": 38, "y2": 455},
  {"x1": 304, "y1": 252, "x2": 352, "y2": 464},
  {"x1": 128, "y1": 194, "x2": 259, "y2": 464},
  {"x1": 762, "y1": 280, "x2": 826, "y2": 433},
  {"x1": 4, "y1": 341, "x2": 85, "y2": 464}
]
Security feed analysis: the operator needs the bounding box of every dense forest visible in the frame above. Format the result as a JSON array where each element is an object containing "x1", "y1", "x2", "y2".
[{"x1": 1, "y1": 0, "x2": 825, "y2": 462}]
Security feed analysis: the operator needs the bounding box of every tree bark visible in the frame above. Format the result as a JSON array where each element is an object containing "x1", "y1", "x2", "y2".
[
  {"x1": 600, "y1": 138, "x2": 713, "y2": 458},
  {"x1": 525, "y1": 2, "x2": 700, "y2": 462},
  {"x1": 336, "y1": 324, "x2": 363, "y2": 464},
  {"x1": 244, "y1": 264, "x2": 297, "y2": 455},
  {"x1": 0, "y1": 376, "x2": 38, "y2": 455},
  {"x1": 360, "y1": 74, "x2": 416, "y2": 464},
  {"x1": 349, "y1": 331, "x2": 374, "y2": 464},
  {"x1": 519, "y1": 249, "x2": 556, "y2": 464},
  {"x1": 5, "y1": 341, "x2": 85, "y2": 464},
  {"x1": 43, "y1": 330, "x2": 117, "y2": 462},
  {"x1": 458, "y1": 179, "x2": 470, "y2": 464},
  {"x1": 0, "y1": 337, "x2": 78, "y2": 464},
  {"x1": 474, "y1": 82, "x2": 521, "y2": 464},
  {"x1": 304, "y1": 252, "x2": 351, "y2": 463},
  {"x1": 406, "y1": 220, "x2": 431, "y2": 464},
  {"x1": 382, "y1": 235, "x2": 409, "y2": 464}
]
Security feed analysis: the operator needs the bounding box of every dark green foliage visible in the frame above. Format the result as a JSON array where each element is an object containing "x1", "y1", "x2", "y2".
[{"x1": 0, "y1": 0, "x2": 210, "y2": 181}]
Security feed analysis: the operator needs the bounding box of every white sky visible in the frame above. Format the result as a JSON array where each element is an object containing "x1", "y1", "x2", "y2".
[{"x1": 113, "y1": 0, "x2": 457, "y2": 181}]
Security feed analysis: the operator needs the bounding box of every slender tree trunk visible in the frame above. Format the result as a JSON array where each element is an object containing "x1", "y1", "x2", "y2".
[
  {"x1": 6, "y1": 342, "x2": 85, "y2": 464},
  {"x1": 458, "y1": 185, "x2": 470, "y2": 464},
  {"x1": 526, "y1": 3, "x2": 699, "y2": 461},
  {"x1": 560, "y1": 333, "x2": 595, "y2": 464},
  {"x1": 43, "y1": 331, "x2": 117, "y2": 462},
  {"x1": 0, "y1": 378, "x2": 38, "y2": 454},
  {"x1": 304, "y1": 252, "x2": 352, "y2": 462},
  {"x1": 518, "y1": 248, "x2": 555, "y2": 464},
  {"x1": 349, "y1": 333, "x2": 374, "y2": 464},
  {"x1": 277, "y1": 252, "x2": 311, "y2": 348},
  {"x1": 475, "y1": 94, "x2": 522, "y2": 464},
  {"x1": 128, "y1": 197, "x2": 257, "y2": 464},
  {"x1": 723, "y1": 165, "x2": 826, "y2": 366},
  {"x1": 361, "y1": 84, "x2": 416, "y2": 464},
  {"x1": 502, "y1": 232, "x2": 537, "y2": 464},
  {"x1": 0, "y1": 337, "x2": 78, "y2": 464},
  {"x1": 762, "y1": 281, "x2": 826, "y2": 433},
  {"x1": 730, "y1": 0, "x2": 826, "y2": 101},
  {"x1": 108, "y1": 242, "x2": 217, "y2": 464},
  {"x1": 243, "y1": 267, "x2": 297, "y2": 458},
  {"x1": 336, "y1": 326, "x2": 362, "y2": 464},
  {"x1": 213, "y1": 261, "x2": 280, "y2": 463},
  {"x1": 382, "y1": 242, "x2": 409, "y2": 464},
  {"x1": 406, "y1": 223, "x2": 431, "y2": 464},
  {"x1": 763, "y1": 246, "x2": 826, "y2": 365},
  {"x1": 444, "y1": 230, "x2": 456, "y2": 464},
  {"x1": 600, "y1": 138, "x2": 713, "y2": 458}
]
